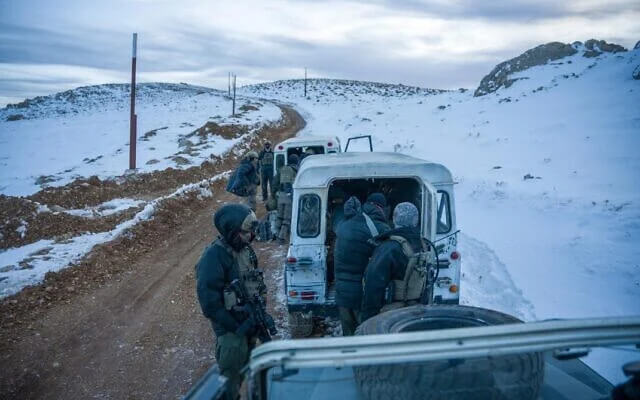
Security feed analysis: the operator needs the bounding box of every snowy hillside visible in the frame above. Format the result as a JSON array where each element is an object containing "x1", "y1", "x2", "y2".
[
  {"x1": 0, "y1": 83, "x2": 281, "y2": 196},
  {"x1": 240, "y1": 42, "x2": 640, "y2": 382}
]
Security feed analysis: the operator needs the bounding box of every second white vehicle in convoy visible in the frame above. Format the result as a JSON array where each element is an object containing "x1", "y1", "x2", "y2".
[{"x1": 279, "y1": 142, "x2": 460, "y2": 336}]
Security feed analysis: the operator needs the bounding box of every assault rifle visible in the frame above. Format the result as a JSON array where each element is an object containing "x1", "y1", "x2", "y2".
[{"x1": 230, "y1": 278, "x2": 277, "y2": 342}]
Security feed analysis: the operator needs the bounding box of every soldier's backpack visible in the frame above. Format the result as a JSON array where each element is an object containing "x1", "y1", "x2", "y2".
[{"x1": 387, "y1": 235, "x2": 434, "y2": 304}]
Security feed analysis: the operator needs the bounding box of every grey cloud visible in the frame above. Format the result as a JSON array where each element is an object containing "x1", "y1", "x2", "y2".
[{"x1": 322, "y1": 0, "x2": 639, "y2": 21}]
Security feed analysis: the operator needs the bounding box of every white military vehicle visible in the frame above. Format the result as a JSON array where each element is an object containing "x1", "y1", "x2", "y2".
[
  {"x1": 284, "y1": 151, "x2": 460, "y2": 335},
  {"x1": 272, "y1": 135, "x2": 342, "y2": 177}
]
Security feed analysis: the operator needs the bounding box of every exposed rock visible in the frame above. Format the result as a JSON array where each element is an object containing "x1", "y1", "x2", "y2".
[
  {"x1": 633, "y1": 65, "x2": 640, "y2": 80},
  {"x1": 635, "y1": 41, "x2": 640, "y2": 50},
  {"x1": 584, "y1": 39, "x2": 626, "y2": 54},
  {"x1": 475, "y1": 42, "x2": 577, "y2": 96},
  {"x1": 475, "y1": 39, "x2": 627, "y2": 97},
  {"x1": 6, "y1": 114, "x2": 24, "y2": 121}
]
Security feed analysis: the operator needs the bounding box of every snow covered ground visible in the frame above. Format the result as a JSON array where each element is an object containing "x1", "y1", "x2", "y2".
[
  {"x1": 240, "y1": 45, "x2": 640, "y2": 382},
  {"x1": 0, "y1": 83, "x2": 281, "y2": 196}
]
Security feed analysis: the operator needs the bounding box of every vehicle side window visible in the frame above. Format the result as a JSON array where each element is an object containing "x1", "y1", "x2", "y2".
[
  {"x1": 298, "y1": 194, "x2": 321, "y2": 238},
  {"x1": 436, "y1": 191, "x2": 451, "y2": 234}
]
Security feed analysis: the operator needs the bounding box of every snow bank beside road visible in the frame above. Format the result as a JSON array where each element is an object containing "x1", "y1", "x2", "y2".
[{"x1": 0, "y1": 171, "x2": 229, "y2": 299}]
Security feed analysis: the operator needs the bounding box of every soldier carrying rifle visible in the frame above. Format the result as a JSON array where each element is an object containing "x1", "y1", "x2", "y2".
[{"x1": 195, "y1": 204, "x2": 276, "y2": 400}]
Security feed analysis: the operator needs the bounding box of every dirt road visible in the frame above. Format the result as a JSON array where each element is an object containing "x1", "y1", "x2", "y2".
[{"x1": 0, "y1": 106, "x2": 304, "y2": 399}]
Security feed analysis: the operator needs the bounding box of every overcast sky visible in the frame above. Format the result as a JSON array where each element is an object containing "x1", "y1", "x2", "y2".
[{"x1": 1, "y1": 0, "x2": 638, "y2": 106}]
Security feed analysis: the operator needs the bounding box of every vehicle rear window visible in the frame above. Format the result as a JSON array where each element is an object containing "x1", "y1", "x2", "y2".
[
  {"x1": 297, "y1": 194, "x2": 321, "y2": 238},
  {"x1": 436, "y1": 191, "x2": 451, "y2": 234}
]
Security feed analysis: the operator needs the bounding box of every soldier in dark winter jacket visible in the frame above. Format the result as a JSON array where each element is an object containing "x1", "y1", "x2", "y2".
[
  {"x1": 226, "y1": 151, "x2": 260, "y2": 211},
  {"x1": 258, "y1": 142, "x2": 274, "y2": 202},
  {"x1": 334, "y1": 195, "x2": 389, "y2": 335},
  {"x1": 360, "y1": 202, "x2": 428, "y2": 323},
  {"x1": 363, "y1": 192, "x2": 391, "y2": 234},
  {"x1": 195, "y1": 203, "x2": 271, "y2": 400}
]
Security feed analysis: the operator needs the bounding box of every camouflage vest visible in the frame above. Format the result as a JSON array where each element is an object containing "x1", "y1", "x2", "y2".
[
  {"x1": 279, "y1": 165, "x2": 297, "y2": 193},
  {"x1": 214, "y1": 240, "x2": 265, "y2": 299},
  {"x1": 261, "y1": 151, "x2": 274, "y2": 166},
  {"x1": 388, "y1": 235, "x2": 432, "y2": 303}
]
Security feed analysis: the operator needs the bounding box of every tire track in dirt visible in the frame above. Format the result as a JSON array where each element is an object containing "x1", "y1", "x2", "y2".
[{"x1": 0, "y1": 105, "x2": 304, "y2": 399}]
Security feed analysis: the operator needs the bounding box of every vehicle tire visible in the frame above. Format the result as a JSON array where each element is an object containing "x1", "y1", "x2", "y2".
[
  {"x1": 288, "y1": 311, "x2": 313, "y2": 338},
  {"x1": 354, "y1": 305, "x2": 544, "y2": 400}
]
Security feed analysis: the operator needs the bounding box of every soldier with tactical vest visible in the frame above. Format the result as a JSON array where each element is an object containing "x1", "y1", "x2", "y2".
[
  {"x1": 360, "y1": 202, "x2": 435, "y2": 323},
  {"x1": 195, "y1": 204, "x2": 273, "y2": 400},
  {"x1": 258, "y1": 142, "x2": 275, "y2": 202},
  {"x1": 272, "y1": 154, "x2": 299, "y2": 243}
]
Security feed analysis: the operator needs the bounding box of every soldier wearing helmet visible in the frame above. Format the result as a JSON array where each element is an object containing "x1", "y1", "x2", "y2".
[
  {"x1": 272, "y1": 153, "x2": 299, "y2": 243},
  {"x1": 258, "y1": 142, "x2": 275, "y2": 203},
  {"x1": 196, "y1": 204, "x2": 272, "y2": 400}
]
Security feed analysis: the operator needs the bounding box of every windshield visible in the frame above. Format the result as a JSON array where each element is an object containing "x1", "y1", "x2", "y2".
[{"x1": 265, "y1": 349, "x2": 618, "y2": 400}]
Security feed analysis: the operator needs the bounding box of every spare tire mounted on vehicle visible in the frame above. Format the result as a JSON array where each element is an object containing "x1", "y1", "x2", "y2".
[{"x1": 354, "y1": 305, "x2": 544, "y2": 400}]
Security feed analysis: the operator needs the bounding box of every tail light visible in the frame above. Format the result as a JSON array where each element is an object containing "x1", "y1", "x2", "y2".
[
  {"x1": 327, "y1": 141, "x2": 333, "y2": 147},
  {"x1": 449, "y1": 284, "x2": 459, "y2": 293},
  {"x1": 278, "y1": 145, "x2": 284, "y2": 150},
  {"x1": 289, "y1": 290, "x2": 298, "y2": 297},
  {"x1": 286, "y1": 257, "x2": 297, "y2": 264},
  {"x1": 450, "y1": 251, "x2": 460, "y2": 261}
]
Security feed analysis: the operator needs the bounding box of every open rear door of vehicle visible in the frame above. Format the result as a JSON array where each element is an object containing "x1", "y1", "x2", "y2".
[
  {"x1": 344, "y1": 135, "x2": 373, "y2": 152},
  {"x1": 422, "y1": 180, "x2": 438, "y2": 243}
]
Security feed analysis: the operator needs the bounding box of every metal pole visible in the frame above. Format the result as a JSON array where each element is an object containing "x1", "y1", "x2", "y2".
[
  {"x1": 129, "y1": 33, "x2": 137, "y2": 170},
  {"x1": 232, "y1": 74, "x2": 237, "y2": 116},
  {"x1": 304, "y1": 67, "x2": 307, "y2": 97}
]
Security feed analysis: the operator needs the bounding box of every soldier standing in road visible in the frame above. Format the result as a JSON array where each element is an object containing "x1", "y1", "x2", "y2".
[
  {"x1": 258, "y1": 142, "x2": 275, "y2": 203},
  {"x1": 195, "y1": 204, "x2": 272, "y2": 400},
  {"x1": 360, "y1": 202, "x2": 430, "y2": 323},
  {"x1": 226, "y1": 151, "x2": 260, "y2": 211},
  {"x1": 272, "y1": 154, "x2": 299, "y2": 243}
]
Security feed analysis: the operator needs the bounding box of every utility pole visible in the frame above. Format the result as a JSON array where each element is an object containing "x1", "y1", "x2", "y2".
[
  {"x1": 129, "y1": 33, "x2": 138, "y2": 170},
  {"x1": 228, "y1": 72, "x2": 231, "y2": 97},
  {"x1": 304, "y1": 67, "x2": 307, "y2": 97},
  {"x1": 232, "y1": 74, "x2": 237, "y2": 116}
]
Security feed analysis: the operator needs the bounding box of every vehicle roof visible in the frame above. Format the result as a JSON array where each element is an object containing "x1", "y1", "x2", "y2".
[
  {"x1": 249, "y1": 316, "x2": 640, "y2": 373},
  {"x1": 294, "y1": 152, "x2": 454, "y2": 188},
  {"x1": 275, "y1": 135, "x2": 339, "y2": 148}
]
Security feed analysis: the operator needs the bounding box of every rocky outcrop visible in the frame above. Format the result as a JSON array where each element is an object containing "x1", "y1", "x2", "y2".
[
  {"x1": 633, "y1": 65, "x2": 640, "y2": 80},
  {"x1": 634, "y1": 41, "x2": 640, "y2": 50},
  {"x1": 474, "y1": 42, "x2": 577, "y2": 96},
  {"x1": 582, "y1": 39, "x2": 626, "y2": 58},
  {"x1": 475, "y1": 39, "x2": 628, "y2": 96}
]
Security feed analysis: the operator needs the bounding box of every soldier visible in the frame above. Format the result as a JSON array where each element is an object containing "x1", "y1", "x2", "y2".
[
  {"x1": 272, "y1": 154, "x2": 299, "y2": 243},
  {"x1": 226, "y1": 151, "x2": 260, "y2": 211},
  {"x1": 334, "y1": 196, "x2": 390, "y2": 336},
  {"x1": 360, "y1": 202, "x2": 431, "y2": 323},
  {"x1": 258, "y1": 142, "x2": 275, "y2": 202},
  {"x1": 195, "y1": 203, "x2": 271, "y2": 400}
]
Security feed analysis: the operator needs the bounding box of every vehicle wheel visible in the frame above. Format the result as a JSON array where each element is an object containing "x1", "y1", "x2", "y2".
[
  {"x1": 354, "y1": 305, "x2": 544, "y2": 400},
  {"x1": 288, "y1": 311, "x2": 313, "y2": 338}
]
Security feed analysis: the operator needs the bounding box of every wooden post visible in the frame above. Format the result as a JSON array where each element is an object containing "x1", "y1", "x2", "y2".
[
  {"x1": 304, "y1": 67, "x2": 307, "y2": 97},
  {"x1": 232, "y1": 74, "x2": 237, "y2": 116},
  {"x1": 129, "y1": 33, "x2": 137, "y2": 170}
]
